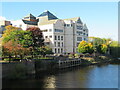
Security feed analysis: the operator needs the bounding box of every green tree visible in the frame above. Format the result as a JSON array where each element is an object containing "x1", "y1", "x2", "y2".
[
  {"x1": 38, "y1": 46, "x2": 53, "y2": 57},
  {"x1": 87, "y1": 43, "x2": 94, "y2": 54},
  {"x1": 89, "y1": 37, "x2": 112, "y2": 48},
  {"x1": 89, "y1": 37, "x2": 112, "y2": 55},
  {"x1": 2, "y1": 30, "x2": 33, "y2": 48},
  {"x1": 26, "y1": 27, "x2": 44, "y2": 56},
  {"x1": 78, "y1": 41, "x2": 87, "y2": 54},
  {"x1": 2, "y1": 26, "x2": 33, "y2": 60},
  {"x1": 2, "y1": 25, "x2": 21, "y2": 44},
  {"x1": 97, "y1": 44, "x2": 108, "y2": 54}
]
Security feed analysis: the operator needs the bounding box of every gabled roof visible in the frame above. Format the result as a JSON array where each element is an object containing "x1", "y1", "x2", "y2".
[
  {"x1": 64, "y1": 17, "x2": 83, "y2": 24},
  {"x1": 83, "y1": 24, "x2": 88, "y2": 30},
  {"x1": 38, "y1": 10, "x2": 58, "y2": 20},
  {"x1": 77, "y1": 18, "x2": 83, "y2": 24}
]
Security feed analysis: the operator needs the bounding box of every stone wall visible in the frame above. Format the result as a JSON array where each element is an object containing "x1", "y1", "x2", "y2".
[{"x1": 2, "y1": 61, "x2": 35, "y2": 79}]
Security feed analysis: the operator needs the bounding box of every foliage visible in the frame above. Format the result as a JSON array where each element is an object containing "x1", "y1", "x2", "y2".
[
  {"x1": 26, "y1": 27, "x2": 44, "y2": 47},
  {"x1": 77, "y1": 41, "x2": 94, "y2": 54},
  {"x1": 97, "y1": 44, "x2": 108, "y2": 54},
  {"x1": 110, "y1": 41, "x2": 119, "y2": 47},
  {"x1": 1, "y1": 26, "x2": 53, "y2": 60},
  {"x1": 78, "y1": 41, "x2": 87, "y2": 54},
  {"x1": 69, "y1": 53, "x2": 74, "y2": 58},
  {"x1": 89, "y1": 37, "x2": 112, "y2": 48},
  {"x1": 26, "y1": 27, "x2": 44, "y2": 56},
  {"x1": 109, "y1": 41, "x2": 120, "y2": 57},
  {"x1": 2, "y1": 30, "x2": 33, "y2": 48},
  {"x1": 74, "y1": 53, "x2": 79, "y2": 58},
  {"x1": 44, "y1": 46, "x2": 53, "y2": 54},
  {"x1": 38, "y1": 46, "x2": 53, "y2": 56},
  {"x1": 2, "y1": 26, "x2": 33, "y2": 60},
  {"x1": 2, "y1": 25, "x2": 21, "y2": 42},
  {"x1": 87, "y1": 43, "x2": 94, "y2": 54},
  {"x1": 88, "y1": 37, "x2": 113, "y2": 54},
  {"x1": 3, "y1": 40, "x2": 30, "y2": 59}
]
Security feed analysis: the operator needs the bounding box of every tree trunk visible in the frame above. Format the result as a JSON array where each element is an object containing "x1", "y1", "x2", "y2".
[
  {"x1": 20, "y1": 55, "x2": 23, "y2": 60},
  {"x1": 9, "y1": 55, "x2": 11, "y2": 63}
]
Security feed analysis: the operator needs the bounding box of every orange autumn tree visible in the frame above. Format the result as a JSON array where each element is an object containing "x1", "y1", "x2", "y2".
[{"x1": 3, "y1": 40, "x2": 30, "y2": 60}]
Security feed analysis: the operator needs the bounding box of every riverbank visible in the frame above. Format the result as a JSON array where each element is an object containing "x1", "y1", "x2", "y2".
[
  {"x1": 76, "y1": 54, "x2": 120, "y2": 68},
  {"x1": 80, "y1": 55, "x2": 120, "y2": 65},
  {"x1": 2, "y1": 55, "x2": 120, "y2": 80}
]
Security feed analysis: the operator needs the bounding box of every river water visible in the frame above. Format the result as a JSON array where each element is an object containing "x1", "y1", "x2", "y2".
[{"x1": 3, "y1": 64, "x2": 119, "y2": 89}]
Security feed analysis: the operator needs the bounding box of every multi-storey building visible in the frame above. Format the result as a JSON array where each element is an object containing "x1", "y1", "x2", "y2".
[
  {"x1": 11, "y1": 14, "x2": 38, "y2": 30},
  {"x1": 11, "y1": 10, "x2": 89, "y2": 54},
  {"x1": 0, "y1": 20, "x2": 11, "y2": 37}
]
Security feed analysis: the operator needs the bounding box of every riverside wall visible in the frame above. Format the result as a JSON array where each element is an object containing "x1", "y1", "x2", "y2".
[
  {"x1": 2, "y1": 61, "x2": 35, "y2": 79},
  {"x1": 2, "y1": 58, "x2": 82, "y2": 79}
]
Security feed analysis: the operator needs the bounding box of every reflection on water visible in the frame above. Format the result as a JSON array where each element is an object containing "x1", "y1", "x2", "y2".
[
  {"x1": 43, "y1": 75, "x2": 56, "y2": 88},
  {"x1": 3, "y1": 64, "x2": 119, "y2": 88}
]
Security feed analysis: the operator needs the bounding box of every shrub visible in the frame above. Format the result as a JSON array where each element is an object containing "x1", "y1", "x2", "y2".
[
  {"x1": 78, "y1": 41, "x2": 94, "y2": 54},
  {"x1": 74, "y1": 53, "x2": 79, "y2": 58},
  {"x1": 97, "y1": 44, "x2": 108, "y2": 54},
  {"x1": 69, "y1": 53, "x2": 74, "y2": 58}
]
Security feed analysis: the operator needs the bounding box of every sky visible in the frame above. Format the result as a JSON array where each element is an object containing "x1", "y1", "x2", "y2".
[{"x1": 0, "y1": 2, "x2": 118, "y2": 41}]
